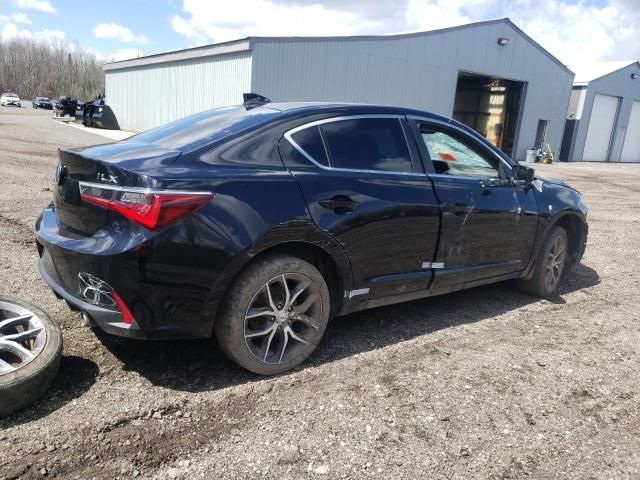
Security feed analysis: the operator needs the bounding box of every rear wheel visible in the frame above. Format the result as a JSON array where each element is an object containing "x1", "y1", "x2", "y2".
[
  {"x1": 215, "y1": 254, "x2": 330, "y2": 375},
  {"x1": 518, "y1": 226, "x2": 568, "y2": 297}
]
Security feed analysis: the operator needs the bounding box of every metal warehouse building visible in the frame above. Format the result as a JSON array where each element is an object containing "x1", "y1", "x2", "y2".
[
  {"x1": 561, "y1": 61, "x2": 640, "y2": 162},
  {"x1": 104, "y1": 18, "x2": 574, "y2": 161}
]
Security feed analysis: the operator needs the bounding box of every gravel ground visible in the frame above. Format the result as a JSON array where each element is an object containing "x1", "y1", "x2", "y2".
[{"x1": 1, "y1": 107, "x2": 639, "y2": 480}]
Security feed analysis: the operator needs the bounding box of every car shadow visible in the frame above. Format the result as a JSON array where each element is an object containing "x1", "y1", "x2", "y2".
[
  {"x1": 93, "y1": 263, "x2": 600, "y2": 393},
  {"x1": 0, "y1": 355, "x2": 100, "y2": 427}
]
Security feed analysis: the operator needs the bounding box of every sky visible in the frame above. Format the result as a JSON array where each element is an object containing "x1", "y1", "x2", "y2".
[{"x1": 0, "y1": 0, "x2": 638, "y2": 69}]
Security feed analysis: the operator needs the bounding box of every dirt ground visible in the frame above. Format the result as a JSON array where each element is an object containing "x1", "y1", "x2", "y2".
[{"x1": 1, "y1": 107, "x2": 639, "y2": 480}]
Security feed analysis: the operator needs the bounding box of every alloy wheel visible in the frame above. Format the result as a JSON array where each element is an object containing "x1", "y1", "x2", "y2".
[
  {"x1": 244, "y1": 273, "x2": 322, "y2": 365},
  {"x1": 544, "y1": 234, "x2": 567, "y2": 292},
  {"x1": 0, "y1": 300, "x2": 47, "y2": 374}
]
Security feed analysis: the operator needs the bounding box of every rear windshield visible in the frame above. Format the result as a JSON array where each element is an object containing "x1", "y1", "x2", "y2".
[{"x1": 131, "y1": 106, "x2": 280, "y2": 151}]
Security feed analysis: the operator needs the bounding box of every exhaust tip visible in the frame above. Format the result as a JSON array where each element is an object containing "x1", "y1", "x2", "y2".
[{"x1": 80, "y1": 312, "x2": 96, "y2": 327}]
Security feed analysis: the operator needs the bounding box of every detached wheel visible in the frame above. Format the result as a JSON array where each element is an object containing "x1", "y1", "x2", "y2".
[
  {"x1": 215, "y1": 254, "x2": 330, "y2": 375},
  {"x1": 518, "y1": 226, "x2": 568, "y2": 297},
  {"x1": 0, "y1": 297, "x2": 62, "y2": 418}
]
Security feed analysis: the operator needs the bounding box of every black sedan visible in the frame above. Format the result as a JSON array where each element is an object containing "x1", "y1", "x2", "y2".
[
  {"x1": 36, "y1": 96, "x2": 588, "y2": 375},
  {"x1": 32, "y1": 96, "x2": 53, "y2": 109}
]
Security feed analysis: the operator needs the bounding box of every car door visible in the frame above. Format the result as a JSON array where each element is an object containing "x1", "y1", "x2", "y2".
[
  {"x1": 279, "y1": 114, "x2": 441, "y2": 300},
  {"x1": 409, "y1": 117, "x2": 538, "y2": 289}
]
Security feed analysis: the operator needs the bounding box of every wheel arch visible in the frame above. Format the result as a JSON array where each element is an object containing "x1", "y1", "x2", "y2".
[
  {"x1": 548, "y1": 211, "x2": 588, "y2": 265},
  {"x1": 205, "y1": 233, "x2": 353, "y2": 337},
  {"x1": 246, "y1": 241, "x2": 345, "y2": 317}
]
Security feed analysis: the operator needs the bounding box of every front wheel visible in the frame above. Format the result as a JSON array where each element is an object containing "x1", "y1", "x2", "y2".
[
  {"x1": 518, "y1": 226, "x2": 568, "y2": 297},
  {"x1": 215, "y1": 254, "x2": 331, "y2": 375}
]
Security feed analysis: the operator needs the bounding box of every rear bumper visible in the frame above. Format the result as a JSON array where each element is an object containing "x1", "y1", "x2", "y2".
[
  {"x1": 39, "y1": 255, "x2": 145, "y2": 338},
  {"x1": 36, "y1": 204, "x2": 226, "y2": 339}
]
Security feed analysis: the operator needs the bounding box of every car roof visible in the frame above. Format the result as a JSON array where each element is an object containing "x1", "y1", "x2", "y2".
[{"x1": 260, "y1": 101, "x2": 451, "y2": 122}]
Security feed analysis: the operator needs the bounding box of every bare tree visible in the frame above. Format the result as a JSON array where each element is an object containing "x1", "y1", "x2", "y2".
[{"x1": 0, "y1": 36, "x2": 104, "y2": 101}]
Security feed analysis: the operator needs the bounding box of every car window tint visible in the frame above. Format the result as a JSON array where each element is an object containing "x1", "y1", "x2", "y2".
[
  {"x1": 419, "y1": 127, "x2": 500, "y2": 179},
  {"x1": 320, "y1": 118, "x2": 413, "y2": 172},
  {"x1": 131, "y1": 106, "x2": 280, "y2": 152},
  {"x1": 290, "y1": 125, "x2": 329, "y2": 166}
]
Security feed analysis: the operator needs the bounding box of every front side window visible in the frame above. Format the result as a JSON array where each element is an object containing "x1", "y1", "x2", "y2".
[
  {"x1": 418, "y1": 125, "x2": 500, "y2": 179},
  {"x1": 320, "y1": 118, "x2": 413, "y2": 173}
]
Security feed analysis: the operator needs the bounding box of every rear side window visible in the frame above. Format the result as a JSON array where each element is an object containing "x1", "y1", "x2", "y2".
[
  {"x1": 290, "y1": 125, "x2": 329, "y2": 166},
  {"x1": 131, "y1": 106, "x2": 280, "y2": 152},
  {"x1": 320, "y1": 118, "x2": 413, "y2": 172}
]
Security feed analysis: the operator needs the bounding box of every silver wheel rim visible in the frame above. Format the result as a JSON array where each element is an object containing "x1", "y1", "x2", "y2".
[
  {"x1": 0, "y1": 301, "x2": 47, "y2": 374},
  {"x1": 544, "y1": 234, "x2": 567, "y2": 291},
  {"x1": 244, "y1": 273, "x2": 322, "y2": 365}
]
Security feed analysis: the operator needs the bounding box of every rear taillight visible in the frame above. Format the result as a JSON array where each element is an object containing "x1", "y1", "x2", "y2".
[{"x1": 79, "y1": 182, "x2": 213, "y2": 231}]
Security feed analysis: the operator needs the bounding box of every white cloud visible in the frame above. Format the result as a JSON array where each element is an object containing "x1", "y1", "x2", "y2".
[
  {"x1": 13, "y1": 0, "x2": 56, "y2": 13},
  {"x1": 0, "y1": 12, "x2": 32, "y2": 24},
  {"x1": 170, "y1": 0, "x2": 640, "y2": 72},
  {"x1": 93, "y1": 22, "x2": 148, "y2": 44},
  {"x1": 0, "y1": 21, "x2": 63, "y2": 42},
  {"x1": 1, "y1": 23, "x2": 25, "y2": 42},
  {"x1": 170, "y1": 0, "x2": 404, "y2": 46},
  {"x1": 108, "y1": 47, "x2": 144, "y2": 62},
  {"x1": 34, "y1": 28, "x2": 64, "y2": 41}
]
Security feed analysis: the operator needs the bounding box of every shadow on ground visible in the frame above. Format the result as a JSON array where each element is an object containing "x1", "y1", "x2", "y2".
[
  {"x1": 0, "y1": 355, "x2": 99, "y2": 427},
  {"x1": 94, "y1": 263, "x2": 600, "y2": 393}
]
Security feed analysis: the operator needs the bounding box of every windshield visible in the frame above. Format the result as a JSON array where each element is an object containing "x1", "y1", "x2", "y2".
[
  {"x1": 131, "y1": 106, "x2": 280, "y2": 151},
  {"x1": 4, "y1": 93, "x2": 17, "y2": 98},
  {"x1": 37, "y1": 97, "x2": 50, "y2": 101}
]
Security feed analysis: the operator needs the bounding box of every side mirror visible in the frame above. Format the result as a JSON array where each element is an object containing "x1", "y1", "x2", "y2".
[{"x1": 512, "y1": 164, "x2": 535, "y2": 185}]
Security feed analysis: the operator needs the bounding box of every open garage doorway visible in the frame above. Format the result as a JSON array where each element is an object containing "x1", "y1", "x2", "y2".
[{"x1": 453, "y1": 72, "x2": 525, "y2": 157}]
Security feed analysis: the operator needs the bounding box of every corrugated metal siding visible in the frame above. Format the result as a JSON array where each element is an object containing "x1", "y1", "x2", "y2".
[
  {"x1": 250, "y1": 21, "x2": 574, "y2": 161},
  {"x1": 105, "y1": 52, "x2": 252, "y2": 132},
  {"x1": 568, "y1": 63, "x2": 640, "y2": 161}
]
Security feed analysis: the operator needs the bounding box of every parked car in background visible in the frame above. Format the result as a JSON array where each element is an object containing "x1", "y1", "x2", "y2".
[
  {"x1": 32, "y1": 96, "x2": 53, "y2": 109},
  {"x1": 36, "y1": 96, "x2": 588, "y2": 375},
  {"x1": 1, "y1": 93, "x2": 22, "y2": 107}
]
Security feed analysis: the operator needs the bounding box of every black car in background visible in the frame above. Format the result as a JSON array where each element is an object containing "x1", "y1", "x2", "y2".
[
  {"x1": 54, "y1": 96, "x2": 79, "y2": 117},
  {"x1": 33, "y1": 96, "x2": 53, "y2": 109},
  {"x1": 36, "y1": 97, "x2": 588, "y2": 375}
]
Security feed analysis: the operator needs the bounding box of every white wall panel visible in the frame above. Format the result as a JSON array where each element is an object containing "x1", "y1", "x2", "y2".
[
  {"x1": 620, "y1": 101, "x2": 640, "y2": 162},
  {"x1": 105, "y1": 52, "x2": 251, "y2": 132},
  {"x1": 583, "y1": 94, "x2": 619, "y2": 161}
]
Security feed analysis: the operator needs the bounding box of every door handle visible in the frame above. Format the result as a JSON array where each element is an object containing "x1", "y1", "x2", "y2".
[{"x1": 319, "y1": 196, "x2": 359, "y2": 213}]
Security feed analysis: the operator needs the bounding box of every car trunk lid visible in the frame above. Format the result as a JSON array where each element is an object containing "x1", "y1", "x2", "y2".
[{"x1": 53, "y1": 141, "x2": 182, "y2": 236}]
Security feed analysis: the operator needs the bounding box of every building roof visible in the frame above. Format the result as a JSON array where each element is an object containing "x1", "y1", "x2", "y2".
[
  {"x1": 104, "y1": 17, "x2": 572, "y2": 75},
  {"x1": 570, "y1": 60, "x2": 640, "y2": 85}
]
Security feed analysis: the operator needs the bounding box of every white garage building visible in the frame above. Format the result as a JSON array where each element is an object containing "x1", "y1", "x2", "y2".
[
  {"x1": 104, "y1": 18, "x2": 575, "y2": 161},
  {"x1": 560, "y1": 61, "x2": 640, "y2": 162}
]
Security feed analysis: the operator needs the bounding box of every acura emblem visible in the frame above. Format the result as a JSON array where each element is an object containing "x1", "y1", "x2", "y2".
[
  {"x1": 78, "y1": 272, "x2": 116, "y2": 308},
  {"x1": 54, "y1": 164, "x2": 67, "y2": 186}
]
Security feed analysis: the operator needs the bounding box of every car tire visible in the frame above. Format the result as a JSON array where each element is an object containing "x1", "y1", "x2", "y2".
[
  {"x1": 215, "y1": 254, "x2": 331, "y2": 375},
  {"x1": 0, "y1": 296, "x2": 62, "y2": 418},
  {"x1": 517, "y1": 226, "x2": 568, "y2": 297}
]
